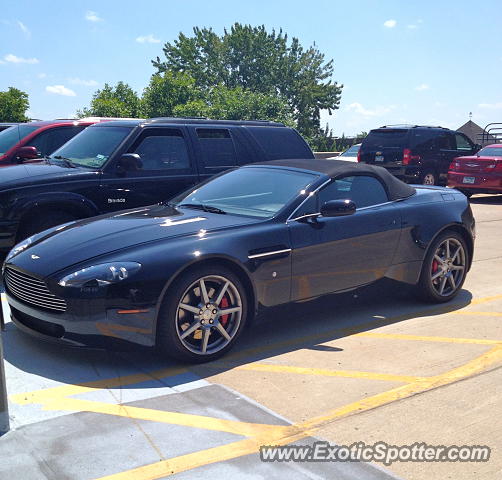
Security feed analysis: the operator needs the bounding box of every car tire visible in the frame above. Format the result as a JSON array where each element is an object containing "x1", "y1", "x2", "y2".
[
  {"x1": 420, "y1": 171, "x2": 437, "y2": 186},
  {"x1": 17, "y1": 210, "x2": 77, "y2": 241},
  {"x1": 416, "y1": 231, "x2": 468, "y2": 303},
  {"x1": 156, "y1": 265, "x2": 248, "y2": 362}
]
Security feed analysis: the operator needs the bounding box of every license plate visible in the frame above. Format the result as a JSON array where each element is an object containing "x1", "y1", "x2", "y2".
[
  {"x1": 375, "y1": 155, "x2": 384, "y2": 162},
  {"x1": 463, "y1": 177, "x2": 475, "y2": 184}
]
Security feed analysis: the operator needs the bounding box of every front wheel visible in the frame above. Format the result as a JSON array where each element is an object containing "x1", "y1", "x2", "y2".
[
  {"x1": 156, "y1": 265, "x2": 248, "y2": 362},
  {"x1": 416, "y1": 231, "x2": 468, "y2": 303}
]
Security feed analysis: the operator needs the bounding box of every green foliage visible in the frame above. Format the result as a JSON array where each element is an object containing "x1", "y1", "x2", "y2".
[
  {"x1": 173, "y1": 85, "x2": 294, "y2": 125},
  {"x1": 0, "y1": 87, "x2": 30, "y2": 122},
  {"x1": 142, "y1": 71, "x2": 201, "y2": 118},
  {"x1": 77, "y1": 82, "x2": 143, "y2": 118},
  {"x1": 152, "y1": 23, "x2": 342, "y2": 139}
]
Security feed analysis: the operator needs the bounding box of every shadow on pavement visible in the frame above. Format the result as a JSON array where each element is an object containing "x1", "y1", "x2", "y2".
[{"x1": 3, "y1": 278, "x2": 473, "y2": 391}]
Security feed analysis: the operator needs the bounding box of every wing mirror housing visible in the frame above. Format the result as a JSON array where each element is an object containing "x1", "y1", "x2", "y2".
[
  {"x1": 16, "y1": 146, "x2": 39, "y2": 161},
  {"x1": 116, "y1": 153, "x2": 142, "y2": 175},
  {"x1": 320, "y1": 199, "x2": 356, "y2": 217}
]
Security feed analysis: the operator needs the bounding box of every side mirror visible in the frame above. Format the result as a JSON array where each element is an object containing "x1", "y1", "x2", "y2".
[
  {"x1": 16, "y1": 146, "x2": 39, "y2": 161},
  {"x1": 116, "y1": 153, "x2": 142, "y2": 175},
  {"x1": 320, "y1": 199, "x2": 356, "y2": 217}
]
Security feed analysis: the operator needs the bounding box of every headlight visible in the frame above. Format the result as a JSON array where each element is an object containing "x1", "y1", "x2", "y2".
[
  {"x1": 5, "y1": 235, "x2": 35, "y2": 262},
  {"x1": 58, "y1": 262, "x2": 142, "y2": 287}
]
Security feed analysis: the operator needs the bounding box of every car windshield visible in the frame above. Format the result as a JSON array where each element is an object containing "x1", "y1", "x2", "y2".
[
  {"x1": 340, "y1": 144, "x2": 360, "y2": 157},
  {"x1": 0, "y1": 124, "x2": 39, "y2": 156},
  {"x1": 171, "y1": 167, "x2": 318, "y2": 218},
  {"x1": 49, "y1": 126, "x2": 133, "y2": 168},
  {"x1": 478, "y1": 147, "x2": 502, "y2": 157}
]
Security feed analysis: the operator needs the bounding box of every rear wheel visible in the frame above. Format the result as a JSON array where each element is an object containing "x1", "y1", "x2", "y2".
[
  {"x1": 421, "y1": 171, "x2": 437, "y2": 185},
  {"x1": 156, "y1": 265, "x2": 248, "y2": 362},
  {"x1": 416, "y1": 231, "x2": 468, "y2": 303}
]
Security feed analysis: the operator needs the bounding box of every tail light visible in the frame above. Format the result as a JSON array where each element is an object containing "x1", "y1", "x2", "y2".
[
  {"x1": 449, "y1": 161, "x2": 460, "y2": 172},
  {"x1": 402, "y1": 148, "x2": 421, "y2": 165},
  {"x1": 357, "y1": 148, "x2": 362, "y2": 162}
]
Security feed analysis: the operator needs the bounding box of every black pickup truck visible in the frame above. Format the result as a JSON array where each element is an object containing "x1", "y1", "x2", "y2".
[{"x1": 0, "y1": 118, "x2": 314, "y2": 253}]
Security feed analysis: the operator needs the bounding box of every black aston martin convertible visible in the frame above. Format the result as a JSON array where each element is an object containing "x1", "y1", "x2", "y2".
[{"x1": 3, "y1": 159, "x2": 475, "y2": 361}]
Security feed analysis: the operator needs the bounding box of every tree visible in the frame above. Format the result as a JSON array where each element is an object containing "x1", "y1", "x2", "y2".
[
  {"x1": 174, "y1": 85, "x2": 294, "y2": 125},
  {"x1": 0, "y1": 87, "x2": 30, "y2": 122},
  {"x1": 152, "y1": 24, "x2": 342, "y2": 140},
  {"x1": 77, "y1": 82, "x2": 142, "y2": 118},
  {"x1": 142, "y1": 71, "x2": 201, "y2": 118}
]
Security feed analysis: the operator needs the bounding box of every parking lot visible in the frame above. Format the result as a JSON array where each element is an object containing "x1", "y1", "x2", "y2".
[{"x1": 1, "y1": 194, "x2": 501, "y2": 480}]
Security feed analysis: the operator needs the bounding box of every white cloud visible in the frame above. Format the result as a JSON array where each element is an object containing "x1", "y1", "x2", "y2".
[
  {"x1": 68, "y1": 77, "x2": 99, "y2": 86},
  {"x1": 383, "y1": 19, "x2": 397, "y2": 28},
  {"x1": 407, "y1": 24, "x2": 418, "y2": 29},
  {"x1": 85, "y1": 10, "x2": 103, "y2": 22},
  {"x1": 136, "y1": 34, "x2": 161, "y2": 44},
  {"x1": 3, "y1": 53, "x2": 39, "y2": 64},
  {"x1": 346, "y1": 102, "x2": 395, "y2": 117},
  {"x1": 45, "y1": 85, "x2": 76, "y2": 97},
  {"x1": 415, "y1": 83, "x2": 429, "y2": 91},
  {"x1": 17, "y1": 20, "x2": 30, "y2": 38},
  {"x1": 478, "y1": 102, "x2": 502, "y2": 110},
  {"x1": 37, "y1": 72, "x2": 47, "y2": 79}
]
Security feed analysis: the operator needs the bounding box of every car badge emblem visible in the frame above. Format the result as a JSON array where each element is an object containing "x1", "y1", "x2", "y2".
[
  {"x1": 31, "y1": 254, "x2": 40, "y2": 260},
  {"x1": 466, "y1": 163, "x2": 479, "y2": 167}
]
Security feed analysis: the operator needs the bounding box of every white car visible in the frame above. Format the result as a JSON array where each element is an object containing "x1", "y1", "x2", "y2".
[{"x1": 327, "y1": 143, "x2": 360, "y2": 162}]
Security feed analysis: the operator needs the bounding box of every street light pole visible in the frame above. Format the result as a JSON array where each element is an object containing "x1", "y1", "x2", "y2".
[{"x1": 0, "y1": 296, "x2": 10, "y2": 435}]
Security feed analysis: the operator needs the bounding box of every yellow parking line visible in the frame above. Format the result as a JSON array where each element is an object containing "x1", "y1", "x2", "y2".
[
  {"x1": 92, "y1": 344, "x2": 502, "y2": 480},
  {"x1": 226, "y1": 363, "x2": 426, "y2": 383},
  {"x1": 455, "y1": 310, "x2": 502, "y2": 317},
  {"x1": 354, "y1": 332, "x2": 501, "y2": 345},
  {"x1": 40, "y1": 397, "x2": 287, "y2": 437},
  {"x1": 10, "y1": 365, "x2": 189, "y2": 405}
]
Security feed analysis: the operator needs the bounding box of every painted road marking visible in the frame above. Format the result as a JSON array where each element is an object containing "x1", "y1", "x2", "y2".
[
  {"x1": 221, "y1": 363, "x2": 427, "y2": 383},
  {"x1": 7, "y1": 292, "x2": 502, "y2": 480}
]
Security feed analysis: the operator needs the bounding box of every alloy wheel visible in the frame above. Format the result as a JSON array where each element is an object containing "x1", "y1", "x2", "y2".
[
  {"x1": 430, "y1": 238, "x2": 466, "y2": 297},
  {"x1": 175, "y1": 275, "x2": 242, "y2": 355}
]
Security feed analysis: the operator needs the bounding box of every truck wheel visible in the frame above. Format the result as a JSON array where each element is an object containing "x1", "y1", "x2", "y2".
[
  {"x1": 421, "y1": 171, "x2": 437, "y2": 185},
  {"x1": 17, "y1": 211, "x2": 77, "y2": 240}
]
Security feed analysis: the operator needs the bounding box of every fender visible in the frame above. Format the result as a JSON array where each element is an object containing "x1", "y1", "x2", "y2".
[{"x1": 9, "y1": 192, "x2": 100, "y2": 222}]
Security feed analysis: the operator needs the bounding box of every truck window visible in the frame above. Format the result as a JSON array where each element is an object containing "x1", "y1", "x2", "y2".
[
  {"x1": 196, "y1": 128, "x2": 237, "y2": 168},
  {"x1": 247, "y1": 127, "x2": 313, "y2": 159}
]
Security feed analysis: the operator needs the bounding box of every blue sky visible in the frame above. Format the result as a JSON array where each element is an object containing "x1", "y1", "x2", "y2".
[{"x1": 1, "y1": 0, "x2": 501, "y2": 136}]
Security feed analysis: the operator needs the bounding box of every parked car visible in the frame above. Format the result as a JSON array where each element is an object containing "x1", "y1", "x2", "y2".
[
  {"x1": 3, "y1": 159, "x2": 474, "y2": 362},
  {"x1": 0, "y1": 118, "x2": 313, "y2": 253},
  {"x1": 358, "y1": 125, "x2": 480, "y2": 185},
  {"x1": 0, "y1": 118, "x2": 113, "y2": 166},
  {"x1": 0, "y1": 122, "x2": 17, "y2": 133},
  {"x1": 448, "y1": 143, "x2": 502, "y2": 197},
  {"x1": 326, "y1": 143, "x2": 360, "y2": 162}
]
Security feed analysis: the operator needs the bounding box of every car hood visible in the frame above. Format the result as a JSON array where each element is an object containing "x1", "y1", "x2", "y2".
[
  {"x1": 9, "y1": 204, "x2": 261, "y2": 276},
  {"x1": 0, "y1": 163, "x2": 97, "y2": 188}
]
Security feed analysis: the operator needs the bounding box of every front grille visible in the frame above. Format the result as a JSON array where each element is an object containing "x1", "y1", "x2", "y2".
[{"x1": 4, "y1": 267, "x2": 67, "y2": 313}]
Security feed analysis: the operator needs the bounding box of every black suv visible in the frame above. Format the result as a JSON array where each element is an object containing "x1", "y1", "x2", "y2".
[
  {"x1": 358, "y1": 125, "x2": 480, "y2": 185},
  {"x1": 0, "y1": 118, "x2": 313, "y2": 252}
]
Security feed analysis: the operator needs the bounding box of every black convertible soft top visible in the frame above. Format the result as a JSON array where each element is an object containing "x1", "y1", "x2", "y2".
[{"x1": 251, "y1": 158, "x2": 416, "y2": 201}]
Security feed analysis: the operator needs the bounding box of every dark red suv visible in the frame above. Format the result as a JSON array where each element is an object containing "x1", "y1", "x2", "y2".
[{"x1": 0, "y1": 118, "x2": 111, "y2": 166}]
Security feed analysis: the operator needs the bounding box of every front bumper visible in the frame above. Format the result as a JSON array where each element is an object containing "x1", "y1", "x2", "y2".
[{"x1": 6, "y1": 291, "x2": 158, "y2": 350}]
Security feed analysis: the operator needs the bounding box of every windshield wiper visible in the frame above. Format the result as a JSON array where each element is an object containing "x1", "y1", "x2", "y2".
[
  {"x1": 178, "y1": 203, "x2": 227, "y2": 214},
  {"x1": 53, "y1": 155, "x2": 77, "y2": 168},
  {"x1": 43, "y1": 155, "x2": 52, "y2": 165}
]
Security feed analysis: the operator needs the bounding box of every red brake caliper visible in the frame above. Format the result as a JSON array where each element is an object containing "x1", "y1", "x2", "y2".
[
  {"x1": 432, "y1": 259, "x2": 439, "y2": 280},
  {"x1": 219, "y1": 296, "x2": 229, "y2": 327}
]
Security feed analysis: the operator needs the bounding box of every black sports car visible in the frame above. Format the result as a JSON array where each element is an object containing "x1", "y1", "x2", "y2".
[{"x1": 3, "y1": 159, "x2": 475, "y2": 362}]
